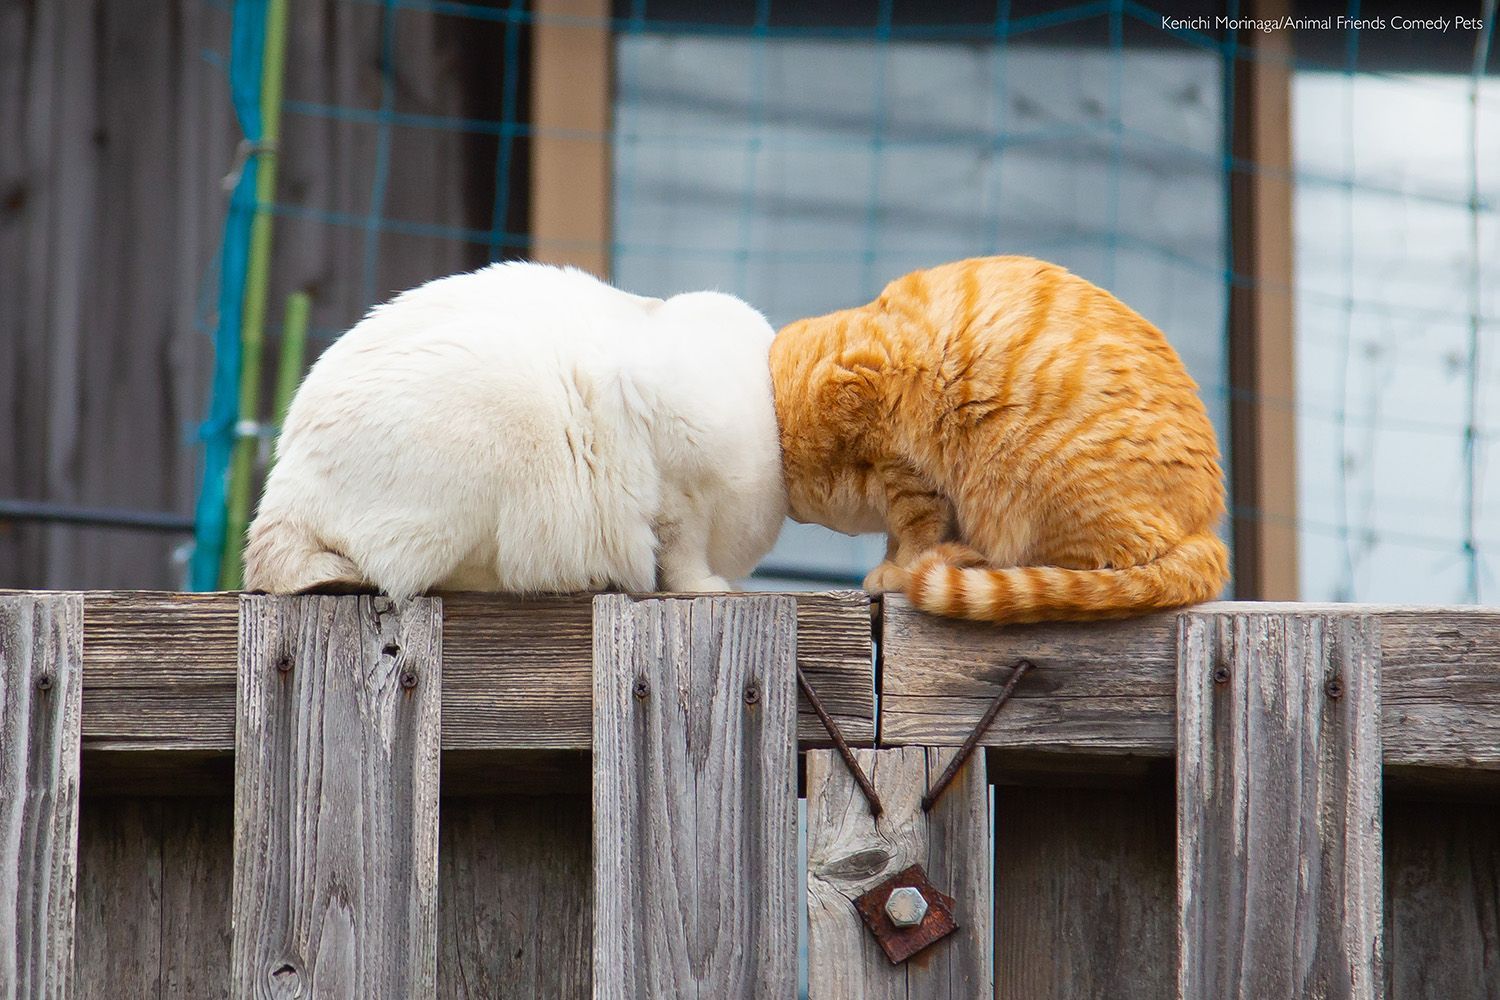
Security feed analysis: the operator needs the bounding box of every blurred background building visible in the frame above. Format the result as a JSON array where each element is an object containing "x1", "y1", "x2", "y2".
[{"x1": 1, "y1": 0, "x2": 1496, "y2": 601}]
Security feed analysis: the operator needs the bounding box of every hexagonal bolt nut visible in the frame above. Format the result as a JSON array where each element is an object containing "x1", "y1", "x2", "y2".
[{"x1": 884, "y1": 886, "x2": 929, "y2": 928}]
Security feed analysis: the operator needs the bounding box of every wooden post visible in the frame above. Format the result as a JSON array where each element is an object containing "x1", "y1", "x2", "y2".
[
  {"x1": 592, "y1": 595, "x2": 798, "y2": 998},
  {"x1": 0, "y1": 593, "x2": 83, "y2": 1000},
  {"x1": 1228, "y1": 0, "x2": 1299, "y2": 600},
  {"x1": 232, "y1": 595, "x2": 442, "y2": 998},
  {"x1": 531, "y1": 0, "x2": 612, "y2": 276},
  {"x1": 806, "y1": 747, "x2": 990, "y2": 999},
  {"x1": 1177, "y1": 612, "x2": 1382, "y2": 999}
]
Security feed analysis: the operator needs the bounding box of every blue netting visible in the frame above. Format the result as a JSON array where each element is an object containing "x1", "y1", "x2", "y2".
[
  {"x1": 190, "y1": 0, "x2": 268, "y2": 591},
  {"x1": 193, "y1": 0, "x2": 1498, "y2": 602}
]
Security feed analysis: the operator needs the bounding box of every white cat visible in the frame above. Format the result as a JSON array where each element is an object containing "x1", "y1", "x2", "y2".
[{"x1": 244, "y1": 262, "x2": 787, "y2": 601}]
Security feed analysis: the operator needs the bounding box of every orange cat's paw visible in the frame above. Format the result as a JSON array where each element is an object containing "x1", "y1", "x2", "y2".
[{"x1": 863, "y1": 560, "x2": 911, "y2": 594}]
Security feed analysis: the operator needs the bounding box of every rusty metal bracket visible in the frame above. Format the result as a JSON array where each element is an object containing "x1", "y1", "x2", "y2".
[
  {"x1": 854, "y1": 864, "x2": 958, "y2": 964},
  {"x1": 797, "y1": 665, "x2": 883, "y2": 818},
  {"x1": 920, "y1": 658, "x2": 1034, "y2": 812}
]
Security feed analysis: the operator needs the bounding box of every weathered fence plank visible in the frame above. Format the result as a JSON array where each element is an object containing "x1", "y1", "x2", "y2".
[
  {"x1": 806, "y1": 746, "x2": 990, "y2": 999},
  {"x1": 881, "y1": 597, "x2": 1482, "y2": 774},
  {"x1": 80, "y1": 590, "x2": 871, "y2": 755},
  {"x1": 881, "y1": 599, "x2": 1176, "y2": 755},
  {"x1": 232, "y1": 595, "x2": 442, "y2": 998},
  {"x1": 593, "y1": 595, "x2": 798, "y2": 999},
  {"x1": 1177, "y1": 612, "x2": 1383, "y2": 1000},
  {"x1": 995, "y1": 784, "x2": 1175, "y2": 1000},
  {"x1": 438, "y1": 795, "x2": 592, "y2": 999},
  {"x1": 74, "y1": 798, "x2": 233, "y2": 998},
  {"x1": 0, "y1": 592, "x2": 83, "y2": 999}
]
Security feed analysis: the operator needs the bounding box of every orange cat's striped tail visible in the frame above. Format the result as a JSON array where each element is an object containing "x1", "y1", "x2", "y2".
[{"x1": 905, "y1": 532, "x2": 1229, "y2": 624}]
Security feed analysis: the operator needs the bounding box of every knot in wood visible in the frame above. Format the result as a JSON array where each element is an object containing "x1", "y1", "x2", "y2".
[{"x1": 266, "y1": 959, "x2": 303, "y2": 997}]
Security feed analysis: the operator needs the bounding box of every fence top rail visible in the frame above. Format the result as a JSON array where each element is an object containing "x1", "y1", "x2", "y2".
[
  {"x1": 9, "y1": 590, "x2": 870, "y2": 757},
  {"x1": 5, "y1": 590, "x2": 1499, "y2": 781},
  {"x1": 881, "y1": 597, "x2": 1500, "y2": 777}
]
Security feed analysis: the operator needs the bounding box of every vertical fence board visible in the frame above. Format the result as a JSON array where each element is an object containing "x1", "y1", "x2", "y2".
[
  {"x1": 1178, "y1": 612, "x2": 1383, "y2": 1000},
  {"x1": 232, "y1": 595, "x2": 442, "y2": 998},
  {"x1": 1384, "y1": 797, "x2": 1500, "y2": 1000},
  {"x1": 438, "y1": 795, "x2": 592, "y2": 999},
  {"x1": 593, "y1": 595, "x2": 797, "y2": 999},
  {"x1": 994, "y1": 784, "x2": 1175, "y2": 1000},
  {"x1": 806, "y1": 746, "x2": 990, "y2": 999},
  {"x1": 0, "y1": 593, "x2": 83, "y2": 999},
  {"x1": 74, "y1": 798, "x2": 233, "y2": 999}
]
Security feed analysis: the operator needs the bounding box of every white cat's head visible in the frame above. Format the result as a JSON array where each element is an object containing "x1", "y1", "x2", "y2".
[{"x1": 651, "y1": 290, "x2": 776, "y2": 348}]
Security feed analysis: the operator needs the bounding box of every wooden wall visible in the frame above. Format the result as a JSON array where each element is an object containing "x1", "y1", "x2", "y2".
[
  {"x1": 0, "y1": 0, "x2": 234, "y2": 589},
  {"x1": 73, "y1": 794, "x2": 593, "y2": 999},
  {"x1": 67, "y1": 787, "x2": 1500, "y2": 999},
  {"x1": 0, "y1": 0, "x2": 526, "y2": 589}
]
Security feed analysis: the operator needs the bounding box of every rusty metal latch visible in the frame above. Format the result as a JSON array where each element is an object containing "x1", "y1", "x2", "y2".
[{"x1": 854, "y1": 864, "x2": 959, "y2": 964}]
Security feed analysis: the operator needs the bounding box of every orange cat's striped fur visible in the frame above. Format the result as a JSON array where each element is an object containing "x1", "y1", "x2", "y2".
[{"x1": 770, "y1": 256, "x2": 1229, "y2": 624}]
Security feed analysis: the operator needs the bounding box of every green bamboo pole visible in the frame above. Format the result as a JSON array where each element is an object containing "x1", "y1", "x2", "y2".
[
  {"x1": 267, "y1": 290, "x2": 311, "y2": 473},
  {"x1": 220, "y1": 0, "x2": 292, "y2": 590}
]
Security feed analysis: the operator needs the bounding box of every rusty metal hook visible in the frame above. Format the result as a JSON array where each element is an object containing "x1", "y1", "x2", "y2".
[
  {"x1": 798, "y1": 665, "x2": 884, "y2": 818},
  {"x1": 921, "y1": 659, "x2": 1035, "y2": 812}
]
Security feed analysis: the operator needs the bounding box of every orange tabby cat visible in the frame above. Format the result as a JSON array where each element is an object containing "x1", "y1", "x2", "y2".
[{"x1": 770, "y1": 256, "x2": 1228, "y2": 624}]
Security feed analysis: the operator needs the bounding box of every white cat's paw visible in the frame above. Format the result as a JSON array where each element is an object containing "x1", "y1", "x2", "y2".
[{"x1": 676, "y1": 575, "x2": 735, "y2": 593}]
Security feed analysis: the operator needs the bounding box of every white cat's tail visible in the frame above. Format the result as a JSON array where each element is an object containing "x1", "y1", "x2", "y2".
[{"x1": 243, "y1": 510, "x2": 367, "y2": 595}]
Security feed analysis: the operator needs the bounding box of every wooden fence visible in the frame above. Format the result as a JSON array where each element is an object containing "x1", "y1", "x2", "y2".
[{"x1": 1, "y1": 590, "x2": 1497, "y2": 998}]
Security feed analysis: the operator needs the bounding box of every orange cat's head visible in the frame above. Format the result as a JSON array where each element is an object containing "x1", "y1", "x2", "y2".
[{"x1": 769, "y1": 314, "x2": 888, "y2": 535}]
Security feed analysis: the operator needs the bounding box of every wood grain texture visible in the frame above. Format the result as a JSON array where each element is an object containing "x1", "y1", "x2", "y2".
[
  {"x1": 74, "y1": 798, "x2": 233, "y2": 999},
  {"x1": 80, "y1": 592, "x2": 239, "y2": 751},
  {"x1": 231, "y1": 595, "x2": 442, "y2": 998},
  {"x1": 593, "y1": 595, "x2": 798, "y2": 999},
  {"x1": 76, "y1": 590, "x2": 870, "y2": 754},
  {"x1": 1384, "y1": 796, "x2": 1500, "y2": 1000},
  {"x1": 995, "y1": 784, "x2": 1176, "y2": 1000},
  {"x1": 879, "y1": 598, "x2": 1178, "y2": 754},
  {"x1": 0, "y1": 592, "x2": 83, "y2": 999},
  {"x1": 806, "y1": 747, "x2": 989, "y2": 999},
  {"x1": 881, "y1": 598, "x2": 1496, "y2": 772},
  {"x1": 438, "y1": 796, "x2": 592, "y2": 999},
  {"x1": 0, "y1": 0, "x2": 232, "y2": 591},
  {"x1": 1177, "y1": 612, "x2": 1383, "y2": 1000}
]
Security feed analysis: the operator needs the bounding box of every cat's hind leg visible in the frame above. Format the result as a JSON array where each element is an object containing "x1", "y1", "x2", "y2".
[
  {"x1": 657, "y1": 509, "x2": 733, "y2": 592},
  {"x1": 244, "y1": 514, "x2": 368, "y2": 594}
]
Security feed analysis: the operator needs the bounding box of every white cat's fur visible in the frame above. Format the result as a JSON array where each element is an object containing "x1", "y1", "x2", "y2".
[{"x1": 245, "y1": 262, "x2": 786, "y2": 601}]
